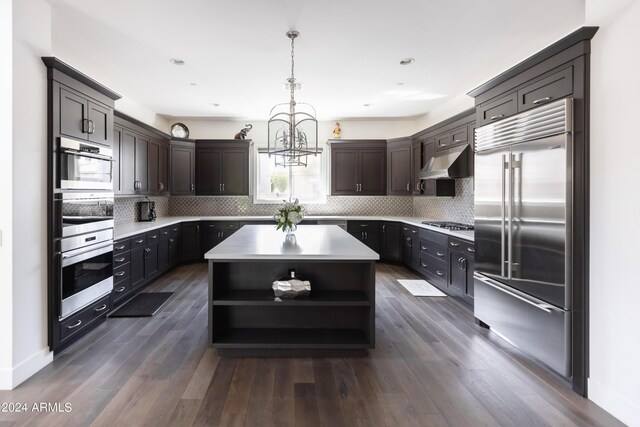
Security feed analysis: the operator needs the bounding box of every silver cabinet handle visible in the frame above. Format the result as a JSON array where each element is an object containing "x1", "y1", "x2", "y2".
[
  {"x1": 361, "y1": 231, "x2": 364, "y2": 240},
  {"x1": 406, "y1": 183, "x2": 410, "y2": 191},
  {"x1": 135, "y1": 239, "x2": 144, "y2": 244},
  {"x1": 145, "y1": 248, "x2": 151, "y2": 253},
  {"x1": 115, "y1": 245, "x2": 125, "y2": 250},
  {"x1": 88, "y1": 120, "x2": 95, "y2": 134},
  {"x1": 360, "y1": 224, "x2": 368, "y2": 227},
  {"x1": 169, "y1": 238, "x2": 174, "y2": 243},
  {"x1": 436, "y1": 270, "x2": 444, "y2": 277},
  {"x1": 450, "y1": 242, "x2": 459, "y2": 247},
  {"x1": 419, "y1": 181, "x2": 424, "y2": 191},
  {"x1": 364, "y1": 231, "x2": 368, "y2": 240},
  {"x1": 115, "y1": 286, "x2": 126, "y2": 293},
  {"x1": 83, "y1": 118, "x2": 91, "y2": 134},
  {"x1": 94, "y1": 304, "x2": 108, "y2": 313},
  {"x1": 473, "y1": 273, "x2": 558, "y2": 313},
  {"x1": 533, "y1": 96, "x2": 552, "y2": 105},
  {"x1": 67, "y1": 320, "x2": 82, "y2": 329},
  {"x1": 150, "y1": 235, "x2": 158, "y2": 239},
  {"x1": 219, "y1": 183, "x2": 222, "y2": 192},
  {"x1": 420, "y1": 245, "x2": 427, "y2": 251},
  {"x1": 191, "y1": 184, "x2": 195, "y2": 191},
  {"x1": 382, "y1": 224, "x2": 385, "y2": 232},
  {"x1": 421, "y1": 262, "x2": 427, "y2": 268},
  {"x1": 172, "y1": 228, "x2": 179, "y2": 232},
  {"x1": 490, "y1": 114, "x2": 505, "y2": 120},
  {"x1": 159, "y1": 182, "x2": 164, "y2": 191},
  {"x1": 416, "y1": 182, "x2": 421, "y2": 191},
  {"x1": 222, "y1": 183, "x2": 225, "y2": 192},
  {"x1": 412, "y1": 230, "x2": 417, "y2": 234},
  {"x1": 454, "y1": 139, "x2": 462, "y2": 143},
  {"x1": 115, "y1": 271, "x2": 125, "y2": 277},
  {"x1": 162, "y1": 231, "x2": 168, "y2": 235},
  {"x1": 436, "y1": 251, "x2": 445, "y2": 257},
  {"x1": 114, "y1": 257, "x2": 125, "y2": 262},
  {"x1": 467, "y1": 247, "x2": 475, "y2": 253}
]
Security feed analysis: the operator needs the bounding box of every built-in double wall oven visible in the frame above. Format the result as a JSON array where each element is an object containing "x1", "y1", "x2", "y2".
[{"x1": 56, "y1": 136, "x2": 115, "y2": 320}]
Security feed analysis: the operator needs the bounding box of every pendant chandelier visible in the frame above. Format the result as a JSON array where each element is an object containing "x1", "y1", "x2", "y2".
[{"x1": 267, "y1": 30, "x2": 319, "y2": 167}]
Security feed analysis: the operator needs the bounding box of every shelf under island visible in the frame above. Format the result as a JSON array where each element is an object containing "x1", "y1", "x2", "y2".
[{"x1": 204, "y1": 224, "x2": 379, "y2": 355}]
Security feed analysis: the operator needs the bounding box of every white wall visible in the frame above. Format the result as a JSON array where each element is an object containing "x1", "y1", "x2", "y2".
[
  {"x1": 172, "y1": 117, "x2": 417, "y2": 146},
  {"x1": 412, "y1": 93, "x2": 475, "y2": 131},
  {"x1": 586, "y1": 0, "x2": 640, "y2": 425},
  {"x1": 7, "y1": 0, "x2": 53, "y2": 389},
  {"x1": 115, "y1": 96, "x2": 171, "y2": 133},
  {"x1": 0, "y1": 0, "x2": 14, "y2": 389}
]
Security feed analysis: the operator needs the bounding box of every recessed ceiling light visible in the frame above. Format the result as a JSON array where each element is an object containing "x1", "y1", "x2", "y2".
[
  {"x1": 363, "y1": 103, "x2": 371, "y2": 107},
  {"x1": 396, "y1": 82, "x2": 404, "y2": 86},
  {"x1": 399, "y1": 58, "x2": 415, "y2": 65},
  {"x1": 211, "y1": 103, "x2": 220, "y2": 107},
  {"x1": 169, "y1": 58, "x2": 185, "y2": 65},
  {"x1": 190, "y1": 83, "x2": 197, "y2": 86}
]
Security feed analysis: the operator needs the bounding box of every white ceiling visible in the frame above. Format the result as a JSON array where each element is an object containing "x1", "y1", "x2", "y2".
[{"x1": 48, "y1": 0, "x2": 585, "y2": 120}]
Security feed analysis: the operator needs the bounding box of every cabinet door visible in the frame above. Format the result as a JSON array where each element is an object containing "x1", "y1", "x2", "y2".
[
  {"x1": 130, "y1": 247, "x2": 145, "y2": 289},
  {"x1": 159, "y1": 143, "x2": 169, "y2": 194},
  {"x1": 144, "y1": 243, "x2": 159, "y2": 278},
  {"x1": 402, "y1": 229, "x2": 413, "y2": 265},
  {"x1": 158, "y1": 238, "x2": 169, "y2": 272},
  {"x1": 59, "y1": 86, "x2": 88, "y2": 140},
  {"x1": 121, "y1": 131, "x2": 136, "y2": 194},
  {"x1": 477, "y1": 92, "x2": 518, "y2": 126},
  {"x1": 387, "y1": 145, "x2": 411, "y2": 195},
  {"x1": 148, "y1": 140, "x2": 160, "y2": 194},
  {"x1": 518, "y1": 66, "x2": 573, "y2": 112},
  {"x1": 411, "y1": 229, "x2": 420, "y2": 270},
  {"x1": 112, "y1": 127, "x2": 122, "y2": 194},
  {"x1": 449, "y1": 250, "x2": 468, "y2": 294},
  {"x1": 180, "y1": 223, "x2": 201, "y2": 262},
  {"x1": 411, "y1": 142, "x2": 422, "y2": 195},
  {"x1": 196, "y1": 149, "x2": 222, "y2": 195},
  {"x1": 201, "y1": 226, "x2": 220, "y2": 254},
  {"x1": 135, "y1": 136, "x2": 149, "y2": 193},
  {"x1": 222, "y1": 149, "x2": 249, "y2": 195},
  {"x1": 381, "y1": 223, "x2": 401, "y2": 261},
  {"x1": 87, "y1": 101, "x2": 112, "y2": 146},
  {"x1": 168, "y1": 236, "x2": 179, "y2": 266},
  {"x1": 171, "y1": 143, "x2": 195, "y2": 195},
  {"x1": 359, "y1": 150, "x2": 386, "y2": 195},
  {"x1": 331, "y1": 149, "x2": 359, "y2": 195}
]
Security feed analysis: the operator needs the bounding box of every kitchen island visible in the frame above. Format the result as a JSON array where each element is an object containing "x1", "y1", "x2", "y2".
[{"x1": 204, "y1": 224, "x2": 379, "y2": 355}]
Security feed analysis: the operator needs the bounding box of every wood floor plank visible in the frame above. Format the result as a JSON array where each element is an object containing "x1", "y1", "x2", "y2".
[{"x1": 0, "y1": 262, "x2": 623, "y2": 427}]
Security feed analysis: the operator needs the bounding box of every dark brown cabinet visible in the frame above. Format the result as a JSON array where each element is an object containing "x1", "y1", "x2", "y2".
[
  {"x1": 347, "y1": 221, "x2": 381, "y2": 253},
  {"x1": 401, "y1": 225, "x2": 420, "y2": 269},
  {"x1": 134, "y1": 135, "x2": 149, "y2": 193},
  {"x1": 59, "y1": 85, "x2": 113, "y2": 146},
  {"x1": 448, "y1": 237, "x2": 475, "y2": 301},
  {"x1": 195, "y1": 141, "x2": 250, "y2": 196},
  {"x1": 330, "y1": 140, "x2": 387, "y2": 196},
  {"x1": 477, "y1": 92, "x2": 518, "y2": 126},
  {"x1": 201, "y1": 222, "x2": 239, "y2": 256},
  {"x1": 411, "y1": 141, "x2": 422, "y2": 195},
  {"x1": 148, "y1": 139, "x2": 169, "y2": 194},
  {"x1": 119, "y1": 128, "x2": 149, "y2": 195},
  {"x1": 381, "y1": 222, "x2": 401, "y2": 261},
  {"x1": 112, "y1": 127, "x2": 123, "y2": 194},
  {"x1": 387, "y1": 141, "x2": 411, "y2": 195},
  {"x1": 130, "y1": 246, "x2": 145, "y2": 289},
  {"x1": 180, "y1": 222, "x2": 201, "y2": 262},
  {"x1": 170, "y1": 140, "x2": 195, "y2": 195},
  {"x1": 517, "y1": 66, "x2": 573, "y2": 111}
]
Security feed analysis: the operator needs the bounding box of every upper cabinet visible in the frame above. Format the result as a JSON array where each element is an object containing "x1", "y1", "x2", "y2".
[
  {"x1": 387, "y1": 138, "x2": 411, "y2": 196},
  {"x1": 113, "y1": 111, "x2": 171, "y2": 196},
  {"x1": 170, "y1": 139, "x2": 195, "y2": 196},
  {"x1": 330, "y1": 140, "x2": 387, "y2": 196},
  {"x1": 58, "y1": 84, "x2": 113, "y2": 146},
  {"x1": 195, "y1": 140, "x2": 250, "y2": 196}
]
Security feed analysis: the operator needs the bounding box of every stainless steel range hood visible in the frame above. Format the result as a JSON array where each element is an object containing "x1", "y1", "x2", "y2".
[{"x1": 419, "y1": 144, "x2": 471, "y2": 180}]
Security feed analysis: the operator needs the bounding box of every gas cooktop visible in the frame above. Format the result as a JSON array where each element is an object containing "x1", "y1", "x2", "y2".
[{"x1": 421, "y1": 221, "x2": 474, "y2": 231}]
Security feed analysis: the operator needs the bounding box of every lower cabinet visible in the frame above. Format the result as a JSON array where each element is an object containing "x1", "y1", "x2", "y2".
[
  {"x1": 448, "y1": 237, "x2": 475, "y2": 302},
  {"x1": 201, "y1": 221, "x2": 239, "y2": 257},
  {"x1": 180, "y1": 222, "x2": 201, "y2": 262},
  {"x1": 380, "y1": 222, "x2": 401, "y2": 261},
  {"x1": 347, "y1": 221, "x2": 381, "y2": 253}
]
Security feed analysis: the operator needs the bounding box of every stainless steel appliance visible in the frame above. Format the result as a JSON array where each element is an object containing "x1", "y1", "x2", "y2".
[
  {"x1": 419, "y1": 143, "x2": 472, "y2": 179},
  {"x1": 138, "y1": 200, "x2": 157, "y2": 222},
  {"x1": 58, "y1": 192, "x2": 114, "y2": 237},
  {"x1": 421, "y1": 221, "x2": 474, "y2": 231},
  {"x1": 59, "y1": 137, "x2": 113, "y2": 190},
  {"x1": 59, "y1": 238, "x2": 113, "y2": 319},
  {"x1": 473, "y1": 98, "x2": 573, "y2": 377}
]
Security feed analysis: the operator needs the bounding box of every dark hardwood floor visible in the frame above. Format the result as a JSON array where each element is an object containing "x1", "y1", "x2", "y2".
[{"x1": 0, "y1": 263, "x2": 622, "y2": 426}]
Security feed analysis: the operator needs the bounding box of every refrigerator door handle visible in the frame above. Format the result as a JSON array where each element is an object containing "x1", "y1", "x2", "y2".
[
  {"x1": 501, "y1": 153, "x2": 507, "y2": 277},
  {"x1": 507, "y1": 153, "x2": 514, "y2": 280},
  {"x1": 474, "y1": 273, "x2": 563, "y2": 313}
]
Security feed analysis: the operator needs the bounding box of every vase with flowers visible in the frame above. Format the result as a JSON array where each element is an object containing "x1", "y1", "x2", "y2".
[{"x1": 274, "y1": 198, "x2": 305, "y2": 234}]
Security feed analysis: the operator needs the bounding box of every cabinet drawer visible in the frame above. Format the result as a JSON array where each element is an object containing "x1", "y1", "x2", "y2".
[
  {"x1": 451, "y1": 125, "x2": 469, "y2": 146},
  {"x1": 159, "y1": 227, "x2": 171, "y2": 240},
  {"x1": 113, "y1": 262, "x2": 130, "y2": 284},
  {"x1": 477, "y1": 92, "x2": 518, "y2": 126},
  {"x1": 418, "y1": 256, "x2": 448, "y2": 284},
  {"x1": 60, "y1": 295, "x2": 110, "y2": 342},
  {"x1": 131, "y1": 234, "x2": 147, "y2": 248},
  {"x1": 203, "y1": 221, "x2": 240, "y2": 230},
  {"x1": 113, "y1": 239, "x2": 130, "y2": 254},
  {"x1": 435, "y1": 132, "x2": 452, "y2": 150},
  {"x1": 419, "y1": 239, "x2": 448, "y2": 261},
  {"x1": 146, "y1": 230, "x2": 161, "y2": 242},
  {"x1": 347, "y1": 221, "x2": 379, "y2": 233},
  {"x1": 448, "y1": 237, "x2": 475, "y2": 255},
  {"x1": 169, "y1": 225, "x2": 181, "y2": 237},
  {"x1": 419, "y1": 228, "x2": 449, "y2": 246},
  {"x1": 112, "y1": 279, "x2": 131, "y2": 303},
  {"x1": 518, "y1": 66, "x2": 573, "y2": 112},
  {"x1": 113, "y1": 251, "x2": 131, "y2": 267}
]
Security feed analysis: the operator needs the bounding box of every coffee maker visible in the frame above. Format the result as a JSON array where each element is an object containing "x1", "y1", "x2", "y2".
[{"x1": 139, "y1": 199, "x2": 157, "y2": 222}]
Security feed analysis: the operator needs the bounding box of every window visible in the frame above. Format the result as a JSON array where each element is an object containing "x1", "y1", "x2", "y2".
[{"x1": 254, "y1": 149, "x2": 325, "y2": 204}]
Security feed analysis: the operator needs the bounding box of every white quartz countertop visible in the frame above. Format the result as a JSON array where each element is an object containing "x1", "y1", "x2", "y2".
[
  {"x1": 204, "y1": 225, "x2": 380, "y2": 261},
  {"x1": 114, "y1": 215, "x2": 474, "y2": 241}
]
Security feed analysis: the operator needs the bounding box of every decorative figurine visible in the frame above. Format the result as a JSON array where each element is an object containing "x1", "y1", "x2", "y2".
[
  {"x1": 234, "y1": 123, "x2": 253, "y2": 139},
  {"x1": 332, "y1": 122, "x2": 342, "y2": 139}
]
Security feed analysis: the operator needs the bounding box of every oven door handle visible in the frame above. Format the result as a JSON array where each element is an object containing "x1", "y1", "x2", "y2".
[
  {"x1": 60, "y1": 148, "x2": 114, "y2": 162},
  {"x1": 61, "y1": 242, "x2": 113, "y2": 266}
]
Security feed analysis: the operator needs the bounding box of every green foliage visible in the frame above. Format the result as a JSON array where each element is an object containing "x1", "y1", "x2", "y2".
[{"x1": 273, "y1": 198, "x2": 305, "y2": 232}]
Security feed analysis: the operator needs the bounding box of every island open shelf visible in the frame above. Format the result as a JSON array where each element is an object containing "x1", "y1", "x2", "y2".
[{"x1": 205, "y1": 225, "x2": 379, "y2": 355}]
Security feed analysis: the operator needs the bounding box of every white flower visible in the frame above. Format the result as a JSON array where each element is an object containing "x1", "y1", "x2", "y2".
[{"x1": 288, "y1": 211, "x2": 302, "y2": 224}]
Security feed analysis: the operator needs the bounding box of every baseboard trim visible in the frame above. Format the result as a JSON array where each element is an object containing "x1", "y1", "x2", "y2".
[
  {"x1": 589, "y1": 377, "x2": 639, "y2": 426},
  {"x1": 0, "y1": 348, "x2": 53, "y2": 390}
]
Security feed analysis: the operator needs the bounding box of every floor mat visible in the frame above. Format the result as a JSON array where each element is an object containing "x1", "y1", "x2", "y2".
[
  {"x1": 109, "y1": 292, "x2": 174, "y2": 317},
  {"x1": 397, "y1": 279, "x2": 447, "y2": 297}
]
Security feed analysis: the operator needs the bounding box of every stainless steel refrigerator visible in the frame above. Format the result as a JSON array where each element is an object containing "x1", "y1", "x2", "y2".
[{"x1": 474, "y1": 98, "x2": 573, "y2": 377}]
